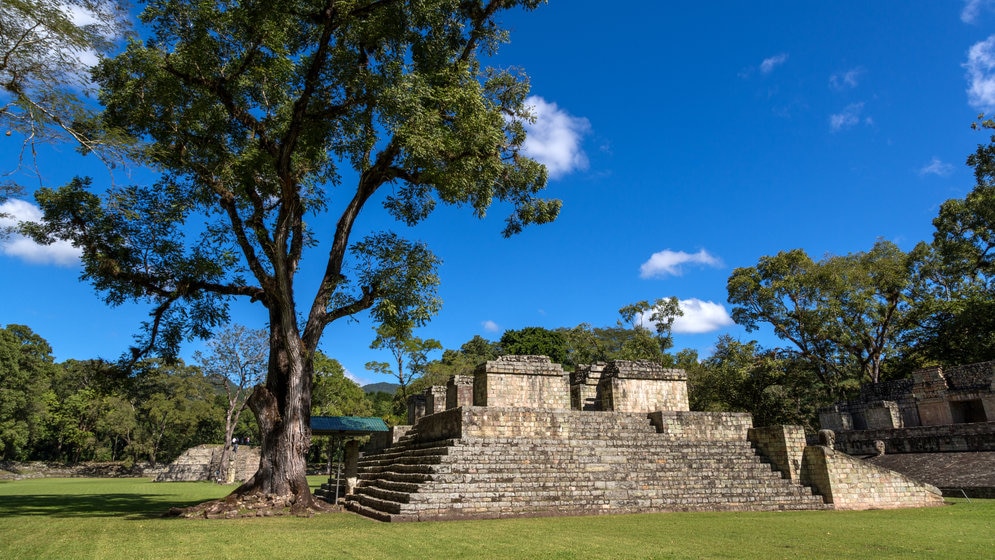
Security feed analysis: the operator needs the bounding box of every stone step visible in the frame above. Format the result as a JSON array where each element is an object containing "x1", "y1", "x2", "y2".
[
  {"x1": 352, "y1": 485, "x2": 414, "y2": 504},
  {"x1": 357, "y1": 471, "x2": 433, "y2": 484},
  {"x1": 350, "y1": 492, "x2": 403, "y2": 514}
]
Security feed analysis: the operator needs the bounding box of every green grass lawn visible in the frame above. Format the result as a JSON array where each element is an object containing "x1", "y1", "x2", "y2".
[{"x1": 0, "y1": 477, "x2": 991, "y2": 559}]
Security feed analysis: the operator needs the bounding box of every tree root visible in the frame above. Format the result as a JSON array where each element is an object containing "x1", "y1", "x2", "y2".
[{"x1": 165, "y1": 490, "x2": 330, "y2": 519}]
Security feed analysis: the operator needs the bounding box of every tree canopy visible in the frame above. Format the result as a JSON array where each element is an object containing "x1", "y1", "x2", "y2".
[
  {"x1": 727, "y1": 240, "x2": 915, "y2": 395},
  {"x1": 22, "y1": 0, "x2": 556, "y2": 514}
]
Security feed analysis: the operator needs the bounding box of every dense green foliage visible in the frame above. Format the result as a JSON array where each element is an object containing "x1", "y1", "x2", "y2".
[
  {"x1": 727, "y1": 240, "x2": 915, "y2": 398},
  {"x1": 0, "y1": 324, "x2": 221, "y2": 464},
  {"x1": 0, "y1": 477, "x2": 989, "y2": 560},
  {"x1": 0, "y1": 324, "x2": 387, "y2": 466}
]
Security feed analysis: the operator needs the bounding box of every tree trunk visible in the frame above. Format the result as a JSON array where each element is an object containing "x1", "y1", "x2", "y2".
[{"x1": 230, "y1": 323, "x2": 322, "y2": 515}]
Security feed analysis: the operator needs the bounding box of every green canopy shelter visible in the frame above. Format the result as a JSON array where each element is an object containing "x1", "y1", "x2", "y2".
[{"x1": 310, "y1": 416, "x2": 389, "y2": 503}]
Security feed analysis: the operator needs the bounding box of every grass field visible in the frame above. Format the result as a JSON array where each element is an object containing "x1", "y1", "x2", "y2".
[{"x1": 0, "y1": 477, "x2": 991, "y2": 559}]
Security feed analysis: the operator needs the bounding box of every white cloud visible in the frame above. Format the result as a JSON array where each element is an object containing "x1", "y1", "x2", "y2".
[
  {"x1": 672, "y1": 299, "x2": 735, "y2": 334},
  {"x1": 521, "y1": 96, "x2": 591, "y2": 179},
  {"x1": 636, "y1": 298, "x2": 734, "y2": 334},
  {"x1": 829, "y1": 68, "x2": 864, "y2": 90},
  {"x1": 829, "y1": 102, "x2": 868, "y2": 132},
  {"x1": 342, "y1": 368, "x2": 362, "y2": 384},
  {"x1": 919, "y1": 157, "x2": 955, "y2": 177},
  {"x1": 760, "y1": 53, "x2": 789, "y2": 74},
  {"x1": 965, "y1": 35, "x2": 995, "y2": 110},
  {"x1": 0, "y1": 199, "x2": 81, "y2": 266},
  {"x1": 639, "y1": 249, "x2": 722, "y2": 279},
  {"x1": 962, "y1": 0, "x2": 993, "y2": 23},
  {"x1": 481, "y1": 320, "x2": 500, "y2": 333}
]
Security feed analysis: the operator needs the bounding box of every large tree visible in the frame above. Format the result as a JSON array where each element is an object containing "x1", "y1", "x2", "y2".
[
  {"x1": 727, "y1": 241, "x2": 914, "y2": 396},
  {"x1": 24, "y1": 0, "x2": 555, "y2": 514},
  {"x1": 908, "y1": 117, "x2": 995, "y2": 365},
  {"x1": 0, "y1": 324, "x2": 56, "y2": 460},
  {"x1": 365, "y1": 323, "x2": 442, "y2": 400}
]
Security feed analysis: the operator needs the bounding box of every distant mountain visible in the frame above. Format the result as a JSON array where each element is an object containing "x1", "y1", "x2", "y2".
[{"x1": 362, "y1": 382, "x2": 399, "y2": 395}]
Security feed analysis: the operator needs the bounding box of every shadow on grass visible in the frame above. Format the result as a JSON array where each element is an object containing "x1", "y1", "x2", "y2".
[{"x1": 0, "y1": 493, "x2": 211, "y2": 519}]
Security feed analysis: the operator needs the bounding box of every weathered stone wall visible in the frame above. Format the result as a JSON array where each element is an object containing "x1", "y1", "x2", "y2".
[
  {"x1": 944, "y1": 361, "x2": 995, "y2": 390},
  {"x1": 365, "y1": 425, "x2": 411, "y2": 454},
  {"x1": 799, "y1": 446, "x2": 944, "y2": 510},
  {"x1": 154, "y1": 444, "x2": 259, "y2": 483},
  {"x1": 648, "y1": 411, "x2": 752, "y2": 441},
  {"x1": 821, "y1": 361, "x2": 995, "y2": 431},
  {"x1": 833, "y1": 421, "x2": 995, "y2": 455},
  {"x1": 748, "y1": 425, "x2": 806, "y2": 482},
  {"x1": 407, "y1": 394, "x2": 426, "y2": 425},
  {"x1": 598, "y1": 360, "x2": 689, "y2": 413},
  {"x1": 914, "y1": 367, "x2": 954, "y2": 426},
  {"x1": 412, "y1": 407, "x2": 753, "y2": 444},
  {"x1": 473, "y1": 355, "x2": 570, "y2": 410},
  {"x1": 411, "y1": 407, "x2": 465, "y2": 442},
  {"x1": 863, "y1": 401, "x2": 902, "y2": 429}
]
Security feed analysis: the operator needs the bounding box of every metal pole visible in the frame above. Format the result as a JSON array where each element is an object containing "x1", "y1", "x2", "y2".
[{"x1": 334, "y1": 439, "x2": 343, "y2": 504}]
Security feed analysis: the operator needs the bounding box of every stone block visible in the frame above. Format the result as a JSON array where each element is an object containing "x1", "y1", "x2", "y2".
[
  {"x1": 917, "y1": 399, "x2": 952, "y2": 426},
  {"x1": 570, "y1": 363, "x2": 605, "y2": 411},
  {"x1": 863, "y1": 400, "x2": 902, "y2": 429},
  {"x1": 748, "y1": 425, "x2": 805, "y2": 482},
  {"x1": 799, "y1": 445, "x2": 944, "y2": 510},
  {"x1": 407, "y1": 393, "x2": 427, "y2": 425},
  {"x1": 473, "y1": 355, "x2": 570, "y2": 410},
  {"x1": 598, "y1": 360, "x2": 688, "y2": 412},
  {"x1": 446, "y1": 375, "x2": 474, "y2": 409},
  {"x1": 425, "y1": 385, "x2": 447, "y2": 415},
  {"x1": 818, "y1": 405, "x2": 853, "y2": 433}
]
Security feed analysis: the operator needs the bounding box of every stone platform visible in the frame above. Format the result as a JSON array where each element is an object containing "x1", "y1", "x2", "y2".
[
  {"x1": 342, "y1": 356, "x2": 944, "y2": 522},
  {"x1": 346, "y1": 407, "x2": 830, "y2": 521}
]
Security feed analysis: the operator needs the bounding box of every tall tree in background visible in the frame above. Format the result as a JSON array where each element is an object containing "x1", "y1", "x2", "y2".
[
  {"x1": 728, "y1": 241, "x2": 914, "y2": 397},
  {"x1": 616, "y1": 297, "x2": 682, "y2": 360},
  {"x1": 499, "y1": 326, "x2": 568, "y2": 363},
  {"x1": 686, "y1": 336, "x2": 822, "y2": 430},
  {"x1": 194, "y1": 324, "x2": 267, "y2": 483},
  {"x1": 365, "y1": 323, "x2": 442, "y2": 401},
  {"x1": 129, "y1": 359, "x2": 219, "y2": 467},
  {"x1": 312, "y1": 352, "x2": 370, "y2": 417},
  {"x1": 0, "y1": 324, "x2": 55, "y2": 460},
  {"x1": 24, "y1": 0, "x2": 554, "y2": 514},
  {"x1": 909, "y1": 116, "x2": 995, "y2": 365}
]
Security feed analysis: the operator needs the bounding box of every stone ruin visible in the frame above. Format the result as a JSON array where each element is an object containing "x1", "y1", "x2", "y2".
[
  {"x1": 344, "y1": 355, "x2": 943, "y2": 521},
  {"x1": 819, "y1": 361, "x2": 995, "y2": 456},
  {"x1": 817, "y1": 361, "x2": 995, "y2": 497},
  {"x1": 154, "y1": 444, "x2": 260, "y2": 483}
]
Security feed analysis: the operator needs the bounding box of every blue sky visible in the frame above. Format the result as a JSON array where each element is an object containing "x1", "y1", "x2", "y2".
[{"x1": 3, "y1": 1, "x2": 995, "y2": 385}]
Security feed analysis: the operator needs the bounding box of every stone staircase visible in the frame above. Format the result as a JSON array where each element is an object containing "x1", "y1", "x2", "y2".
[
  {"x1": 345, "y1": 408, "x2": 828, "y2": 521},
  {"x1": 154, "y1": 444, "x2": 260, "y2": 483}
]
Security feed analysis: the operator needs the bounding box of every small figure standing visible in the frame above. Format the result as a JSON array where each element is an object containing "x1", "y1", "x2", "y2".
[{"x1": 232, "y1": 436, "x2": 239, "y2": 454}]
